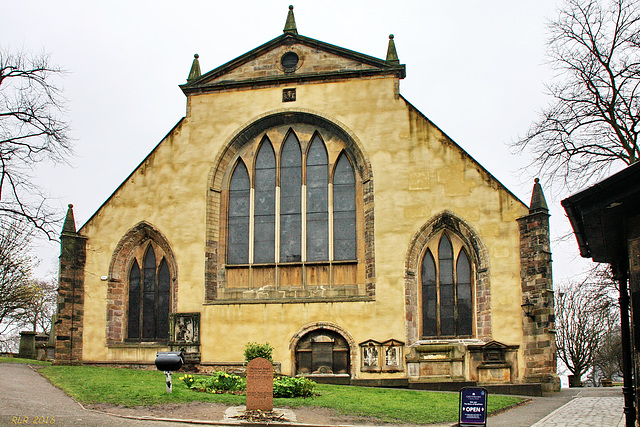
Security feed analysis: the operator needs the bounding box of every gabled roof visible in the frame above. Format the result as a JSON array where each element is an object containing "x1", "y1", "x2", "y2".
[{"x1": 180, "y1": 31, "x2": 405, "y2": 95}]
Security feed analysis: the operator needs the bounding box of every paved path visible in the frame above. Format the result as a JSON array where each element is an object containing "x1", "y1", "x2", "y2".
[
  {"x1": 531, "y1": 388, "x2": 624, "y2": 427},
  {"x1": 489, "y1": 386, "x2": 625, "y2": 427},
  {"x1": 0, "y1": 362, "x2": 630, "y2": 426},
  {"x1": 0, "y1": 363, "x2": 188, "y2": 426}
]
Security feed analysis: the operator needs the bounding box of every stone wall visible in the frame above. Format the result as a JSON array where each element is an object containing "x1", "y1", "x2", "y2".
[
  {"x1": 517, "y1": 201, "x2": 560, "y2": 391},
  {"x1": 54, "y1": 205, "x2": 87, "y2": 364}
]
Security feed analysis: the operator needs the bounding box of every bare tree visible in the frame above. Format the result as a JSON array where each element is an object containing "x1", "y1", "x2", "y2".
[
  {"x1": 16, "y1": 278, "x2": 57, "y2": 334},
  {"x1": 1, "y1": 47, "x2": 71, "y2": 238},
  {"x1": 555, "y1": 275, "x2": 618, "y2": 384},
  {"x1": 0, "y1": 220, "x2": 38, "y2": 336},
  {"x1": 592, "y1": 325, "x2": 623, "y2": 383},
  {"x1": 513, "y1": 0, "x2": 640, "y2": 191}
]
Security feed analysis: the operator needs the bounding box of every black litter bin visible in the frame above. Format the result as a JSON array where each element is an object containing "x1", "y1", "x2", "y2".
[
  {"x1": 155, "y1": 351, "x2": 184, "y2": 393},
  {"x1": 155, "y1": 351, "x2": 184, "y2": 372}
]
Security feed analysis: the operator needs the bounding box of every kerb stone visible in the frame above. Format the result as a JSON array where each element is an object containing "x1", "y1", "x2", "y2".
[{"x1": 246, "y1": 357, "x2": 273, "y2": 411}]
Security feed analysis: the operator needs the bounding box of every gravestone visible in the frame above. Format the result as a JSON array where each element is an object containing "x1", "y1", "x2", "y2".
[
  {"x1": 246, "y1": 357, "x2": 273, "y2": 411},
  {"x1": 18, "y1": 331, "x2": 36, "y2": 359}
]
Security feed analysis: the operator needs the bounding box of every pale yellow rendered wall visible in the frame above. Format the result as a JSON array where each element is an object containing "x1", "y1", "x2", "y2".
[{"x1": 79, "y1": 75, "x2": 528, "y2": 377}]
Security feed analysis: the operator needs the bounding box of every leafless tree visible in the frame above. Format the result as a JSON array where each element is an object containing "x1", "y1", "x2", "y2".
[
  {"x1": 555, "y1": 273, "x2": 619, "y2": 383},
  {"x1": 1, "y1": 47, "x2": 71, "y2": 239},
  {"x1": 15, "y1": 278, "x2": 57, "y2": 334},
  {"x1": 591, "y1": 325, "x2": 623, "y2": 383},
  {"x1": 0, "y1": 220, "x2": 38, "y2": 337},
  {"x1": 513, "y1": 0, "x2": 640, "y2": 191}
]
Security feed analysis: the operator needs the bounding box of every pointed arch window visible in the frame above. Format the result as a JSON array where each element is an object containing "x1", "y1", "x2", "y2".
[
  {"x1": 333, "y1": 153, "x2": 356, "y2": 260},
  {"x1": 306, "y1": 134, "x2": 329, "y2": 261},
  {"x1": 128, "y1": 244, "x2": 171, "y2": 341},
  {"x1": 254, "y1": 139, "x2": 276, "y2": 263},
  {"x1": 222, "y1": 125, "x2": 365, "y2": 294},
  {"x1": 280, "y1": 132, "x2": 302, "y2": 262},
  {"x1": 420, "y1": 233, "x2": 474, "y2": 338},
  {"x1": 228, "y1": 161, "x2": 250, "y2": 264}
]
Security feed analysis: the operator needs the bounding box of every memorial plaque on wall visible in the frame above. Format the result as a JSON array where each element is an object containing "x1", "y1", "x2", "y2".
[
  {"x1": 246, "y1": 357, "x2": 273, "y2": 411},
  {"x1": 312, "y1": 342, "x2": 333, "y2": 373}
]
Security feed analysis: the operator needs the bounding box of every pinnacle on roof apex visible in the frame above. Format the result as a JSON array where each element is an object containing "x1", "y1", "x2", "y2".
[
  {"x1": 284, "y1": 5, "x2": 298, "y2": 35},
  {"x1": 62, "y1": 204, "x2": 77, "y2": 234},
  {"x1": 187, "y1": 53, "x2": 201, "y2": 82},
  {"x1": 529, "y1": 178, "x2": 549, "y2": 214},
  {"x1": 386, "y1": 34, "x2": 399, "y2": 64}
]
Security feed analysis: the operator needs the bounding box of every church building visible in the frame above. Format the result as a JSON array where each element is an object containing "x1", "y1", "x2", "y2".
[{"x1": 55, "y1": 6, "x2": 559, "y2": 394}]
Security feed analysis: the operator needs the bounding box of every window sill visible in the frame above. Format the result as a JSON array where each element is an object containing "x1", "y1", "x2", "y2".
[
  {"x1": 205, "y1": 295, "x2": 375, "y2": 305},
  {"x1": 110, "y1": 341, "x2": 169, "y2": 348},
  {"x1": 225, "y1": 260, "x2": 358, "y2": 268}
]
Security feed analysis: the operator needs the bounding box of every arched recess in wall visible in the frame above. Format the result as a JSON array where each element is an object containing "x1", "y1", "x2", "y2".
[
  {"x1": 204, "y1": 110, "x2": 375, "y2": 303},
  {"x1": 404, "y1": 211, "x2": 491, "y2": 344},
  {"x1": 289, "y1": 322, "x2": 358, "y2": 378},
  {"x1": 106, "y1": 221, "x2": 178, "y2": 346}
]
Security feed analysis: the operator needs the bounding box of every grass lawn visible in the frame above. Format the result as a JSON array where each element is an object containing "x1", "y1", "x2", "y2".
[
  {"x1": 0, "y1": 356, "x2": 51, "y2": 366},
  {"x1": 33, "y1": 364, "x2": 522, "y2": 425}
]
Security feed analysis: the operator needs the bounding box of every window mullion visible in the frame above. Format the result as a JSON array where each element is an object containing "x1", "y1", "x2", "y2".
[
  {"x1": 436, "y1": 262, "x2": 441, "y2": 337},
  {"x1": 138, "y1": 257, "x2": 143, "y2": 338},
  {"x1": 453, "y1": 251, "x2": 458, "y2": 336},
  {"x1": 154, "y1": 257, "x2": 160, "y2": 340},
  {"x1": 249, "y1": 187, "x2": 255, "y2": 265},
  {"x1": 275, "y1": 186, "x2": 281, "y2": 264},
  {"x1": 328, "y1": 183, "x2": 334, "y2": 261},
  {"x1": 301, "y1": 184, "x2": 307, "y2": 262}
]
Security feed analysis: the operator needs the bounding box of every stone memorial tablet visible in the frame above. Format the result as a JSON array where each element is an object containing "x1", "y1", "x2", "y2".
[{"x1": 246, "y1": 357, "x2": 273, "y2": 411}]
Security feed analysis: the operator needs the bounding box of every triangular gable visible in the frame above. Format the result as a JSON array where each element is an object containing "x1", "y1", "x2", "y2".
[
  {"x1": 482, "y1": 340, "x2": 508, "y2": 349},
  {"x1": 381, "y1": 339, "x2": 404, "y2": 347},
  {"x1": 180, "y1": 33, "x2": 405, "y2": 95}
]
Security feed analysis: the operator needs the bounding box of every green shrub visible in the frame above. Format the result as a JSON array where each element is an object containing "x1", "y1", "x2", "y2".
[
  {"x1": 244, "y1": 342, "x2": 274, "y2": 364},
  {"x1": 273, "y1": 376, "x2": 316, "y2": 398},
  {"x1": 204, "y1": 371, "x2": 245, "y2": 392},
  {"x1": 180, "y1": 371, "x2": 245, "y2": 393},
  {"x1": 178, "y1": 374, "x2": 197, "y2": 389}
]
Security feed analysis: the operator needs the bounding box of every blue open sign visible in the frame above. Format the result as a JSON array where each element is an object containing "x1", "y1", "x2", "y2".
[{"x1": 459, "y1": 387, "x2": 487, "y2": 426}]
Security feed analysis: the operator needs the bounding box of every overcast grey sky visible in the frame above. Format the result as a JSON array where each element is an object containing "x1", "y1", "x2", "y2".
[{"x1": 5, "y1": 0, "x2": 591, "y2": 281}]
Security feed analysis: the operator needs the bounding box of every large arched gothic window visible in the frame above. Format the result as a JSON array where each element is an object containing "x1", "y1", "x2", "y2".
[
  {"x1": 127, "y1": 242, "x2": 172, "y2": 341},
  {"x1": 420, "y1": 232, "x2": 474, "y2": 338},
  {"x1": 221, "y1": 125, "x2": 363, "y2": 293}
]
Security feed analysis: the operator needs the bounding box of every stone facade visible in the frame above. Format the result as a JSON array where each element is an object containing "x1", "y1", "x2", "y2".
[
  {"x1": 54, "y1": 8, "x2": 558, "y2": 392},
  {"x1": 54, "y1": 205, "x2": 86, "y2": 364},
  {"x1": 517, "y1": 180, "x2": 560, "y2": 391}
]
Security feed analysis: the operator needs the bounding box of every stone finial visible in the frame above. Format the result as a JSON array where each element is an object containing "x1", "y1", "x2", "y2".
[
  {"x1": 386, "y1": 34, "x2": 399, "y2": 64},
  {"x1": 283, "y1": 5, "x2": 298, "y2": 35},
  {"x1": 187, "y1": 54, "x2": 201, "y2": 82},
  {"x1": 529, "y1": 178, "x2": 549, "y2": 213},
  {"x1": 62, "y1": 204, "x2": 76, "y2": 234}
]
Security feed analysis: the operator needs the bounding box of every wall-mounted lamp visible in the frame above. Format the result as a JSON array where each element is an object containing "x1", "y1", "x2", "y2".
[{"x1": 521, "y1": 297, "x2": 536, "y2": 321}]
